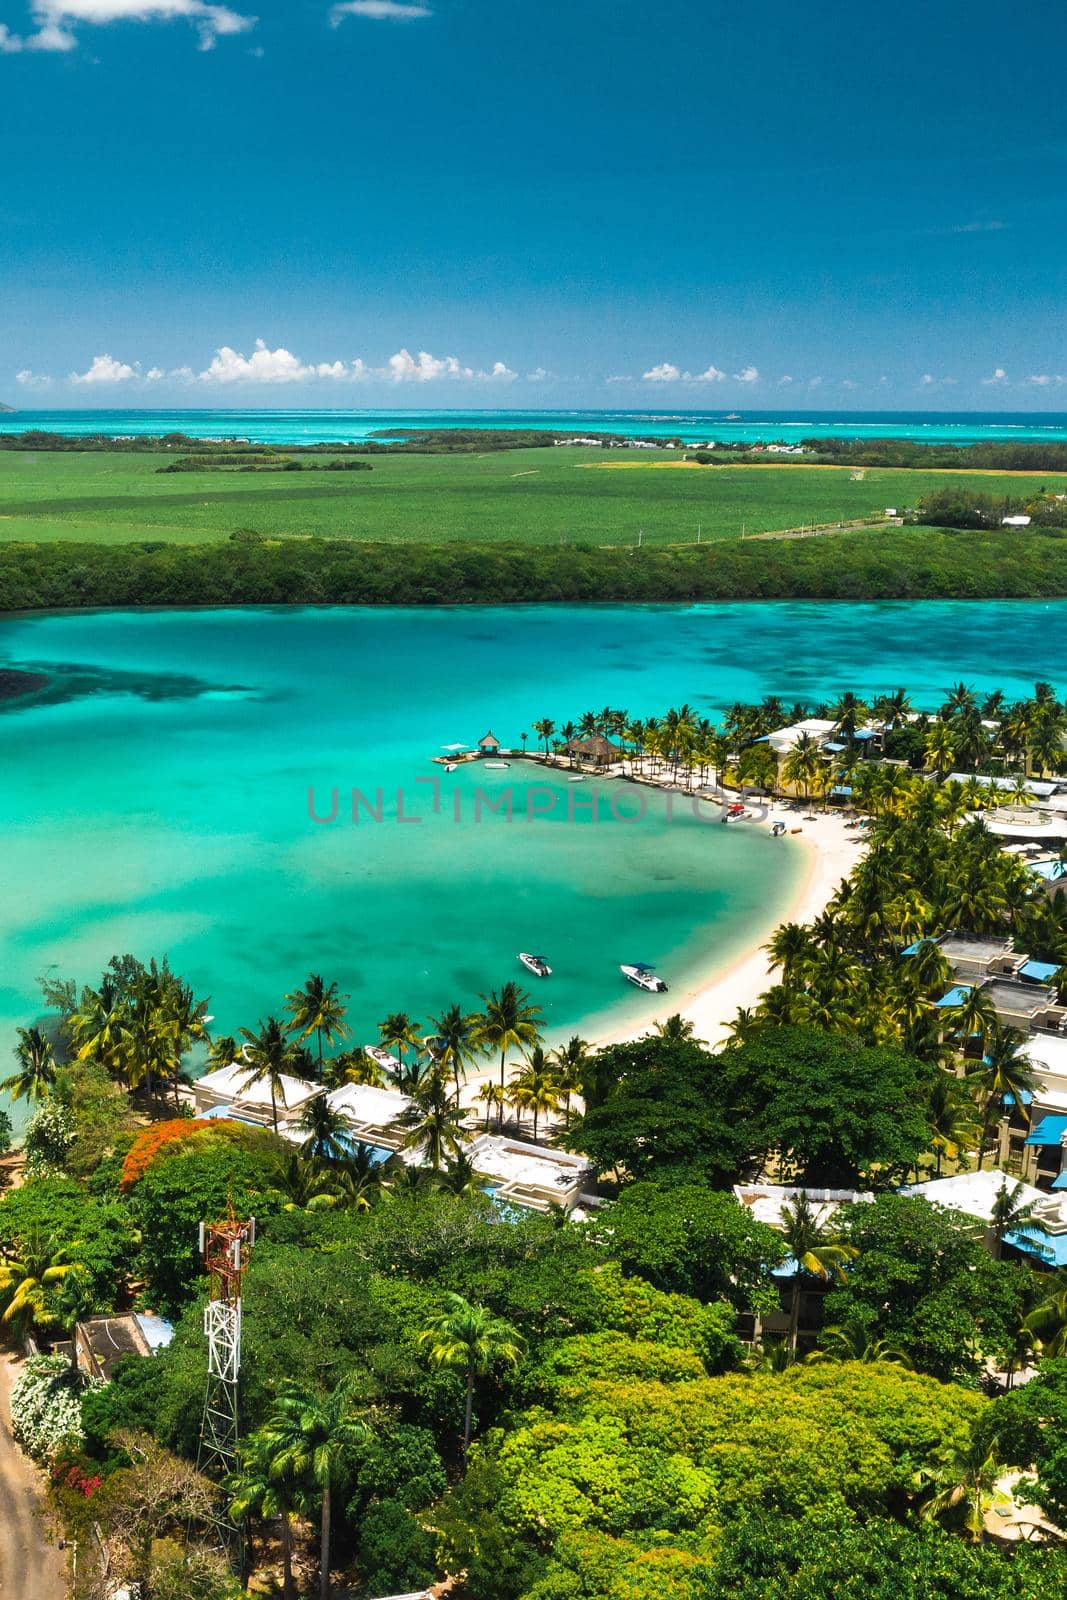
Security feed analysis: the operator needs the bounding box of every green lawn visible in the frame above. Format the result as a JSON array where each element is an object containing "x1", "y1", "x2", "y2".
[{"x1": 0, "y1": 447, "x2": 1063, "y2": 548}]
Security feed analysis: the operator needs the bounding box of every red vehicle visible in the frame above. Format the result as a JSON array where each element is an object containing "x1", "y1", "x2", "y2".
[{"x1": 727, "y1": 802, "x2": 746, "y2": 816}]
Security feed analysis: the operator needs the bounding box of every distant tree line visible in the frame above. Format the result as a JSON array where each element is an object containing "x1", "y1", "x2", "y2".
[
  {"x1": 687, "y1": 438, "x2": 1067, "y2": 471},
  {"x1": 2, "y1": 525, "x2": 1067, "y2": 612},
  {"x1": 914, "y1": 488, "x2": 1067, "y2": 529}
]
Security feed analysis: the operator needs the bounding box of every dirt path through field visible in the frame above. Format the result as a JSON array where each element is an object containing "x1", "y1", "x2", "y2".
[{"x1": 0, "y1": 1355, "x2": 67, "y2": 1599}]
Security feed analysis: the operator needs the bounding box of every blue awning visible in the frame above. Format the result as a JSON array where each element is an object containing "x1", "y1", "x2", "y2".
[
  {"x1": 1051, "y1": 1172, "x2": 1067, "y2": 1190},
  {"x1": 824, "y1": 741, "x2": 846, "y2": 753},
  {"x1": 829, "y1": 785, "x2": 853, "y2": 797},
  {"x1": 1020, "y1": 960, "x2": 1060, "y2": 983},
  {"x1": 1007, "y1": 1229, "x2": 1067, "y2": 1267},
  {"x1": 1025, "y1": 1114, "x2": 1067, "y2": 1147},
  {"x1": 854, "y1": 728, "x2": 878, "y2": 741},
  {"x1": 1004, "y1": 1089, "x2": 1034, "y2": 1107},
  {"x1": 936, "y1": 986, "x2": 973, "y2": 1008}
]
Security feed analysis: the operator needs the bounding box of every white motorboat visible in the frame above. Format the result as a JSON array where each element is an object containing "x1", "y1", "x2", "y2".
[
  {"x1": 519, "y1": 952, "x2": 552, "y2": 978},
  {"x1": 620, "y1": 963, "x2": 668, "y2": 993},
  {"x1": 483, "y1": 761, "x2": 510, "y2": 770}
]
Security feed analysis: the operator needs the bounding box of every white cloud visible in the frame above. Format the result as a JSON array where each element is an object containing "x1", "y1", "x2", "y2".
[
  {"x1": 1, "y1": 0, "x2": 255, "y2": 54},
  {"x1": 1027, "y1": 373, "x2": 1066, "y2": 387},
  {"x1": 605, "y1": 374, "x2": 634, "y2": 384},
  {"x1": 733, "y1": 365, "x2": 759, "y2": 384},
  {"x1": 330, "y1": 0, "x2": 430, "y2": 23},
  {"x1": 778, "y1": 375, "x2": 794, "y2": 385},
  {"x1": 146, "y1": 367, "x2": 165, "y2": 380},
  {"x1": 70, "y1": 353, "x2": 137, "y2": 385},
  {"x1": 920, "y1": 373, "x2": 958, "y2": 388},
  {"x1": 808, "y1": 376, "x2": 823, "y2": 389},
  {"x1": 16, "y1": 367, "x2": 52, "y2": 389},
  {"x1": 527, "y1": 367, "x2": 548, "y2": 383},
  {"x1": 485, "y1": 360, "x2": 518, "y2": 383},
  {"x1": 197, "y1": 340, "x2": 349, "y2": 385},
  {"x1": 388, "y1": 348, "x2": 472, "y2": 382},
  {"x1": 981, "y1": 366, "x2": 1008, "y2": 385},
  {"x1": 841, "y1": 378, "x2": 858, "y2": 389},
  {"x1": 642, "y1": 363, "x2": 681, "y2": 383},
  {"x1": 691, "y1": 364, "x2": 725, "y2": 383}
]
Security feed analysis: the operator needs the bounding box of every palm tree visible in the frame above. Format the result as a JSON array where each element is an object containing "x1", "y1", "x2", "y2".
[
  {"x1": 259, "y1": 1380, "x2": 369, "y2": 1600},
  {"x1": 652, "y1": 1013, "x2": 696, "y2": 1045},
  {"x1": 270, "y1": 1150, "x2": 343, "y2": 1211},
  {"x1": 378, "y1": 1011, "x2": 421, "y2": 1074},
  {"x1": 227, "y1": 1429, "x2": 306, "y2": 1600},
  {"x1": 944, "y1": 985, "x2": 998, "y2": 1056},
  {"x1": 1024, "y1": 1269, "x2": 1067, "y2": 1357},
  {"x1": 428, "y1": 1003, "x2": 481, "y2": 1105},
  {"x1": 781, "y1": 733, "x2": 822, "y2": 810},
  {"x1": 399, "y1": 1073, "x2": 468, "y2": 1169},
  {"x1": 416, "y1": 1293, "x2": 525, "y2": 1467},
  {"x1": 474, "y1": 983, "x2": 542, "y2": 1133},
  {"x1": 532, "y1": 717, "x2": 556, "y2": 759},
  {"x1": 285, "y1": 975, "x2": 350, "y2": 1074},
  {"x1": 969, "y1": 1025, "x2": 1035, "y2": 1168},
  {"x1": 924, "y1": 723, "x2": 957, "y2": 778},
  {"x1": 766, "y1": 923, "x2": 816, "y2": 983},
  {"x1": 0, "y1": 1231, "x2": 76, "y2": 1337},
  {"x1": 1, "y1": 1026, "x2": 57, "y2": 1103},
  {"x1": 778, "y1": 1193, "x2": 858, "y2": 1353},
  {"x1": 294, "y1": 1095, "x2": 351, "y2": 1165},
  {"x1": 989, "y1": 1179, "x2": 1049, "y2": 1260},
  {"x1": 807, "y1": 1322, "x2": 911, "y2": 1366},
  {"x1": 507, "y1": 1049, "x2": 560, "y2": 1141},
  {"x1": 926, "y1": 1071, "x2": 980, "y2": 1176},
  {"x1": 475, "y1": 1080, "x2": 503, "y2": 1131},
  {"x1": 549, "y1": 1035, "x2": 589, "y2": 1125},
  {"x1": 240, "y1": 1016, "x2": 300, "y2": 1134},
  {"x1": 205, "y1": 1033, "x2": 239, "y2": 1072},
  {"x1": 47, "y1": 1267, "x2": 95, "y2": 1377},
  {"x1": 919, "y1": 1436, "x2": 1011, "y2": 1543},
  {"x1": 438, "y1": 1149, "x2": 483, "y2": 1199}
]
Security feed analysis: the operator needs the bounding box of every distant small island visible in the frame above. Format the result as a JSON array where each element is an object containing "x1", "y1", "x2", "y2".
[
  {"x1": 0, "y1": 667, "x2": 48, "y2": 700},
  {"x1": 0, "y1": 402, "x2": 16, "y2": 413}
]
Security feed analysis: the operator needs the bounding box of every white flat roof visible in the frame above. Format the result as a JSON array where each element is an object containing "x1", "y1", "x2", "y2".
[
  {"x1": 469, "y1": 1133, "x2": 590, "y2": 1191},
  {"x1": 196, "y1": 1062, "x2": 321, "y2": 1112},
  {"x1": 733, "y1": 1183, "x2": 869, "y2": 1230},
  {"x1": 326, "y1": 1082, "x2": 412, "y2": 1124},
  {"x1": 900, "y1": 1168, "x2": 1050, "y2": 1226}
]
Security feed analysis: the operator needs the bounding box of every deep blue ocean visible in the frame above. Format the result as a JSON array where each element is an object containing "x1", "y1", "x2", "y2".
[{"x1": 3, "y1": 408, "x2": 1067, "y2": 447}]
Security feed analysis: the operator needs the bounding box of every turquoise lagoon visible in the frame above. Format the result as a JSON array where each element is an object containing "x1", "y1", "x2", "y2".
[{"x1": 1, "y1": 601, "x2": 1066, "y2": 1125}]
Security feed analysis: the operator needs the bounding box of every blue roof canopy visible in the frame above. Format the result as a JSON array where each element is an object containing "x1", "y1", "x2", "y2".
[
  {"x1": 1025, "y1": 1114, "x2": 1067, "y2": 1147},
  {"x1": 853, "y1": 728, "x2": 878, "y2": 740},
  {"x1": 1020, "y1": 959, "x2": 1060, "y2": 983},
  {"x1": 936, "y1": 986, "x2": 973, "y2": 1008},
  {"x1": 829, "y1": 784, "x2": 853, "y2": 797},
  {"x1": 1007, "y1": 1229, "x2": 1067, "y2": 1267},
  {"x1": 1052, "y1": 1172, "x2": 1067, "y2": 1190}
]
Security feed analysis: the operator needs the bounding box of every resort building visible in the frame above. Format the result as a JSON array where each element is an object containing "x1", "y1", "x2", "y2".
[
  {"x1": 766, "y1": 718, "x2": 837, "y2": 755},
  {"x1": 74, "y1": 1312, "x2": 173, "y2": 1383},
  {"x1": 324, "y1": 1082, "x2": 413, "y2": 1153},
  {"x1": 936, "y1": 933, "x2": 1024, "y2": 983},
  {"x1": 468, "y1": 1133, "x2": 593, "y2": 1213},
  {"x1": 562, "y1": 733, "x2": 623, "y2": 766},
  {"x1": 901, "y1": 1169, "x2": 1067, "y2": 1268},
  {"x1": 192, "y1": 1061, "x2": 323, "y2": 1125},
  {"x1": 477, "y1": 730, "x2": 502, "y2": 755}
]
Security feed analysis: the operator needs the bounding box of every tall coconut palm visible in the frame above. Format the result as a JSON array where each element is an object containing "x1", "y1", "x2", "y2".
[
  {"x1": 285, "y1": 975, "x2": 350, "y2": 1074},
  {"x1": 532, "y1": 717, "x2": 556, "y2": 758},
  {"x1": 240, "y1": 1016, "x2": 300, "y2": 1134},
  {"x1": 322, "y1": 1046, "x2": 386, "y2": 1090},
  {"x1": 549, "y1": 1035, "x2": 589, "y2": 1125},
  {"x1": 766, "y1": 923, "x2": 817, "y2": 984},
  {"x1": 205, "y1": 1033, "x2": 239, "y2": 1072},
  {"x1": 926, "y1": 1070, "x2": 980, "y2": 1176},
  {"x1": 652, "y1": 1013, "x2": 697, "y2": 1045},
  {"x1": 781, "y1": 733, "x2": 822, "y2": 810},
  {"x1": 259, "y1": 1380, "x2": 369, "y2": 1600},
  {"x1": 46, "y1": 1266, "x2": 94, "y2": 1377},
  {"x1": 969, "y1": 1025, "x2": 1035, "y2": 1167},
  {"x1": 924, "y1": 723, "x2": 957, "y2": 778},
  {"x1": 778, "y1": 1192, "x2": 858, "y2": 1353},
  {"x1": 294, "y1": 1095, "x2": 351, "y2": 1165},
  {"x1": 428, "y1": 1003, "x2": 481, "y2": 1105},
  {"x1": 507, "y1": 1049, "x2": 560, "y2": 1142},
  {"x1": 807, "y1": 1322, "x2": 912, "y2": 1366},
  {"x1": 399, "y1": 1072, "x2": 468, "y2": 1170},
  {"x1": 227, "y1": 1428, "x2": 307, "y2": 1600},
  {"x1": 944, "y1": 985, "x2": 998, "y2": 1055},
  {"x1": 378, "y1": 1012, "x2": 421, "y2": 1073},
  {"x1": 475, "y1": 1080, "x2": 503, "y2": 1131},
  {"x1": 1, "y1": 1026, "x2": 57, "y2": 1103},
  {"x1": 474, "y1": 983, "x2": 542, "y2": 1133},
  {"x1": 416, "y1": 1292, "x2": 525, "y2": 1467}
]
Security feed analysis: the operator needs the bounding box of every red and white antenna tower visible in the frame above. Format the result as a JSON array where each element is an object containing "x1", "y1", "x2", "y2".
[{"x1": 196, "y1": 1203, "x2": 255, "y2": 1485}]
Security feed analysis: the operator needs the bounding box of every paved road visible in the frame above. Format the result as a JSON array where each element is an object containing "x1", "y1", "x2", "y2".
[{"x1": 0, "y1": 1355, "x2": 68, "y2": 1599}]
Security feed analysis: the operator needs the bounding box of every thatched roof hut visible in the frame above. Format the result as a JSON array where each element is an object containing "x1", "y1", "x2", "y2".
[
  {"x1": 478, "y1": 730, "x2": 502, "y2": 752},
  {"x1": 564, "y1": 733, "x2": 623, "y2": 766}
]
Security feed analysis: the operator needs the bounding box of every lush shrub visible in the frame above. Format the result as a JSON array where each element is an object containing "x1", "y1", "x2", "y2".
[
  {"x1": 119, "y1": 1118, "x2": 231, "y2": 1190},
  {"x1": 0, "y1": 1177, "x2": 136, "y2": 1309},
  {"x1": 10, "y1": 1354, "x2": 85, "y2": 1461},
  {"x1": 357, "y1": 1498, "x2": 436, "y2": 1596},
  {"x1": 22, "y1": 1101, "x2": 74, "y2": 1177}
]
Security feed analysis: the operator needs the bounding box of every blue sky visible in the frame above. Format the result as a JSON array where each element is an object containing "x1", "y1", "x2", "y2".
[{"x1": 2, "y1": 0, "x2": 1067, "y2": 409}]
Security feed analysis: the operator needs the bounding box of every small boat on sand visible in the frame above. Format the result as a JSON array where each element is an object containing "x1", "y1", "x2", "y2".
[
  {"x1": 620, "y1": 962, "x2": 668, "y2": 993},
  {"x1": 519, "y1": 952, "x2": 552, "y2": 978}
]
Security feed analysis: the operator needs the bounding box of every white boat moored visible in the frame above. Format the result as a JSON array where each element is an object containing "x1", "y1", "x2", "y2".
[
  {"x1": 620, "y1": 963, "x2": 668, "y2": 993},
  {"x1": 519, "y1": 952, "x2": 552, "y2": 977}
]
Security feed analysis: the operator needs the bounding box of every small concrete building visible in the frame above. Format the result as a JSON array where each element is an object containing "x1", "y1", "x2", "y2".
[{"x1": 469, "y1": 1133, "x2": 592, "y2": 1212}]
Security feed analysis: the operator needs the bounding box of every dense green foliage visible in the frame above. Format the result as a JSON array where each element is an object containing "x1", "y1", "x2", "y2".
[{"x1": 2, "y1": 527, "x2": 1067, "y2": 611}]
